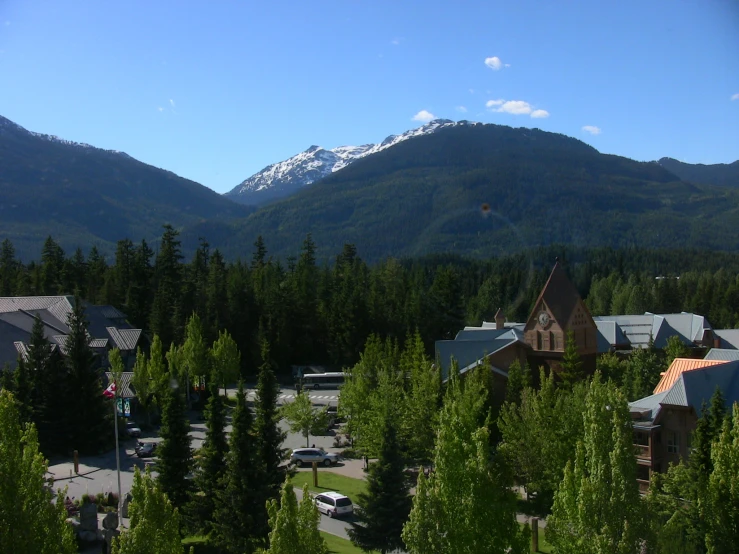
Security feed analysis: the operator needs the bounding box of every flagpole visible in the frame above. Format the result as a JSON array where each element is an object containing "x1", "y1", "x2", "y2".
[{"x1": 113, "y1": 381, "x2": 123, "y2": 528}]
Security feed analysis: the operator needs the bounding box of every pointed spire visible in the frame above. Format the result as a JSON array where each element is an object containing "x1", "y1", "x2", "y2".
[{"x1": 495, "y1": 308, "x2": 505, "y2": 330}]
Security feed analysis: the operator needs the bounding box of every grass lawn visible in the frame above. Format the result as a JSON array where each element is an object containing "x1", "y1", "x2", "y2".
[
  {"x1": 290, "y1": 471, "x2": 367, "y2": 501},
  {"x1": 321, "y1": 532, "x2": 375, "y2": 554}
]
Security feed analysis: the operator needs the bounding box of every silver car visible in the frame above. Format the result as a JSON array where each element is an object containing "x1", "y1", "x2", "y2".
[{"x1": 290, "y1": 448, "x2": 340, "y2": 467}]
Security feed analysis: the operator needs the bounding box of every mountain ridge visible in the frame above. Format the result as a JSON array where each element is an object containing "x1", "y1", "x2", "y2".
[{"x1": 224, "y1": 119, "x2": 478, "y2": 205}]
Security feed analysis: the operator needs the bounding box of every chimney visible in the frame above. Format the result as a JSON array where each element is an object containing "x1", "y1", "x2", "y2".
[{"x1": 494, "y1": 308, "x2": 505, "y2": 330}]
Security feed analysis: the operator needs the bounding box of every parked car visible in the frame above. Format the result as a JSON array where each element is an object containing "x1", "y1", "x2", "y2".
[
  {"x1": 290, "y1": 448, "x2": 340, "y2": 467},
  {"x1": 314, "y1": 492, "x2": 353, "y2": 518},
  {"x1": 136, "y1": 442, "x2": 157, "y2": 458},
  {"x1": 125, "y1": 421, "x2": 141, "y2": 438}
]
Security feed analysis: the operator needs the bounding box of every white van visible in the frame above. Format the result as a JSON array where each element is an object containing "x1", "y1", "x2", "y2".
[{"x1": 314, "y1": 491, "x2": 354, "y2": 518}]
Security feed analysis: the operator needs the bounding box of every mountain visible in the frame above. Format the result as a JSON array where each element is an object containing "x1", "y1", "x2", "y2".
[
  {"x1": 219, "y1": 122, "x2": 739, "y2": 263},
  {"x1": 0, "y1": 115, "x2": 252, "y2": 259},
  {"x1": 224, "y1": 119, "x2": 466, "y2": 205},
  {"x1": 658, "y1": 157, "x2": 739, "y2": 188}
]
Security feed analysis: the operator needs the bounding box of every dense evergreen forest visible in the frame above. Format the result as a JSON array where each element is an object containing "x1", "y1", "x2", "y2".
[{"x1": 2, "y1": 226, "x2": 739, "y2": 375}]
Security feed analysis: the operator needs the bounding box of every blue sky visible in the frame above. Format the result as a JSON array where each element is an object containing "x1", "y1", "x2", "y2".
[{"x1": 1, "y1": 0, "x2": 737, "y2": 194}]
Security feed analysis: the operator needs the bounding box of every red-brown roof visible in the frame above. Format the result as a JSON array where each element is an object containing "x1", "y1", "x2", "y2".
[
  {"x1": 653, "y1": 358, "x2": 727, "y2": 394},
  {"x1": 528, "y1": 261, "x2": 589, "y2": 328}
]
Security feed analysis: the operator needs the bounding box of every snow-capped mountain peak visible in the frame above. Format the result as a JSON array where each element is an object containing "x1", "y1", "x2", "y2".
[{"x1": 225, "y1": 119, "x2": 472, "y2": 205}]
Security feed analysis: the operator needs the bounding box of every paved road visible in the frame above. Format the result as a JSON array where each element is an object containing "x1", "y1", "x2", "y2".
[{"x1": 294, "y1": 486, "x2": 356, "y2": 540}]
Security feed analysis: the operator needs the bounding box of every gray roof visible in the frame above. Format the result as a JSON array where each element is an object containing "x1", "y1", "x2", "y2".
[
  {"x1": 0, "y1": 296, "x2": 142, "y2": 369},
  {"x1": 630, "y1": 360, "x2": 739, "y2": 422},
  {"x1": 704, "y1": 348, "x2": 739, "y2": 361},
  {"x1": 593, "y1": 312, "x2": 712, "y2": 350},
  {"x1": 714, "y1": 329, "x2": 739, "y2": 350},
  {"x1": 436, "y1": 336, "x2": 523, "y2": 380}
]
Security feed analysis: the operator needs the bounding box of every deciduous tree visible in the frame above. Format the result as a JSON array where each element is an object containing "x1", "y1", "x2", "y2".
[
  {"x1": 211, "y1": 330, "x2": 240, "y2": 395},
  {"x1": 281, "y1": 392, "x2": 328, "y2": 448},
  {"x1": 0, "y1": 390, "x2": 76, "y2": 554},
  {"x1": 547, "y1": 373, "x2": 643, "y2": 553},
  {"x1": 112, "y1": 467, "x2": 182, "y2": 554}
]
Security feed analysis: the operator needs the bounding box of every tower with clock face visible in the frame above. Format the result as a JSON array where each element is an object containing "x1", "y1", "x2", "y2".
[{"x1": 523, "y1": 262, "x2": 598, "y2": 375}]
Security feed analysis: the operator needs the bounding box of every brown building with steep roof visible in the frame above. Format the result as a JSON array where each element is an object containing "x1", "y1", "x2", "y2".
[{"x1": 523, "y1": 261, "x2": 598, "y2": 374}]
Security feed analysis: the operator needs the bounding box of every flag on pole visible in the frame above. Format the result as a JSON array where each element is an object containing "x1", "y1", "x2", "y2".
[{"x1": 103, "y1": 382, "x2": 116, "y2": 399}]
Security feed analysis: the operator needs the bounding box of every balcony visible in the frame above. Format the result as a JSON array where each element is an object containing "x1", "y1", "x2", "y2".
[
  {"x1": 634, "y1": 443, "x2": 651, "y2": 460},
  {"x1": 637, "y1": 479, "x2": 650, "y2": 494}
]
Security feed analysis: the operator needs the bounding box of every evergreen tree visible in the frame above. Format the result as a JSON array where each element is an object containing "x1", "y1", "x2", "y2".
[
  {"x1": 0, "y1": 390, "x2": 77, "y2": 554},
  {"x1": 213, "y1": 381, "x2": 258, "y2": 553},
  {"x1": 547, "y1": 373, "x2": 643, "y2": 553},
  {"x1": 253, "y1": 339, "x2": 287, "y2": 537},
  {"x1": 112, "y1": 468, "x2": 182, "y2": 554},
  {"x1": 65, "y1": 295, "x2": 109, "y2": 453},
  {"x1": 560, "y1": 329, "x2": 584, "y2": 386},
  {"x1": 402, "y1": 367, "x2": 528, "y2": 554},
  {"x1": 150, "y1": 225, "x2": 183, "y2": 349},
  {"x1": 0, "y1": 239, "x2": 18, "y2": 296},
  {"x1": 349, "y1": 415, "x2": 412, "y2": 554},
  {"x1": 156, "y1": 385, "x2": 193, "y2": 510},
  {"x1": 0, "y1": 363, "x2": 14, "y2": 393},
  {"x1": 13, "y1": 356, "x2": 34, "y2": 426},
  {"x1": 187, "y1": 377, "x2": 227, "y2": 534}
]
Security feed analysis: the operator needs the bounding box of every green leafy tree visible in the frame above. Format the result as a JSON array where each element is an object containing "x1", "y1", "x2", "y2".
[
  {"x1": 281, "y1": 392, "x2": 329, "y2": 448},
  {"x1": 213, "y1": 381, "x2": 258, "y2": 553},
  {"x1": 504, "y1": 358, "x2": 531, "y2": 406},
  {"x1": 349, "y1": 415, "x2": 412, "y2": 554},
  {"x1": 156, "y1": 385, "x2": 192, "y2": 510},
  {"x1": 266, "y1": 483, "x2": 328, "y2": 554},
  {"x1": 211, "y1": 330, "x2": 241, "y2": 395},
  {"x1": 65, "y1": 295, "x2": 109, "y2": 453},
  {"x1": 560, "y1": 329, "x2": 585, "y2": 386},
  {"x1": 181, "y1": 312, "x2": 210, "y2": 403},
  {"x1": 664, "y1": 335, "x2": 689, "y2": 369},
  {"x1": 0, "y1": 363, "x2": 14, "y2": 393},
  {"x1": 147, "y1": 335, "x2": 169, "y2": 408},
  {"x1": 596, "y1": 351, "x2": 626, "y2": 385},
  {"x1": 623, "y1": 337, "x2": 663, "y2": 400},
  {"x1": 130, "y1": 348, "x2": 153, "y2": 426},
  {"x1": 0, "y1": 390, "x2": 76, "y2": 553},
  {"x1": 705, "y1": 403, "x2": 739, "y2": 553},
  {"x1": 498, "y1": 369, "x2": 587, "y2": 512},
  {"x1": 400, "y1": 331, "x2": 441, "y2": 464},
  {"x1": 187, "y1": 377, "x2": 228, "y2": 534},
  {"x1": 547, "y1": 373, "x2": 643, "y2": 554},
  {"x1": 402, "y1": 367, "x2": 528, "y2": 554},
  {"x1": 112, "y1": 467, "x2": 182, "y2": 554}
]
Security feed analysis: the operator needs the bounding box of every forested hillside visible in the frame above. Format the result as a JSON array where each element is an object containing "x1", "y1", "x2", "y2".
[
  {"x1": 659, "y1": 156, "x2": 739, "y2": 188},
  {"x1": 223, "y1": 123, "x2": 739, "y2": 262},
  {"x1": 3, "y1": 231, "x2": 739, "y2": 375},
  {"x1": 0, "y1": 115, "x2": 252, "y2": 259}
]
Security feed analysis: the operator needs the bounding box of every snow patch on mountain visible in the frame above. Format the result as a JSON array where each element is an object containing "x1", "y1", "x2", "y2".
[
  {"x1": 226, "y1": 119, "x2": 477, "y2": 205},
  {"x1": 0, "y1": 115, "x2": 131, "y2": 158}
]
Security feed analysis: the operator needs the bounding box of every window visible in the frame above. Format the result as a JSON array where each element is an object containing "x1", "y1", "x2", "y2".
[
  {"x1": 636, "y1": 465, "x2": 650, "y2": 481},
  {"x1": 667, "y1": 431, "x2": 680, "y2": 454}
]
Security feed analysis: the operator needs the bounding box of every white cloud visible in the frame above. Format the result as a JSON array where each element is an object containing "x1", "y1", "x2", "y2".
[
  {"x1": 732, "y1": 93, "x2": 739, "y2": 101},
  {"x1": 582, "y1": 125, "x2": 601, "y2": 135},
  {"x1": 157, "y1": 107, "x2": 164, "y2": 112},
  {"x1": 391, "y1": 38, "x2": 401, "y2": 46},
  {"x1": 496, "y1": 100, "x2": 533, "y2": 115},
  {"x1": 469, "y1": 88, "x2": 475, "y2": 94},
  {"x1": 456, "y1": 106, "x2": 468, "y2": 113},
  {"x1": 487, "y1": 98, "x2": 550, "y2": 118},
  {"x1": 4, "y1": 21, "x2": 10, "y2": 26},
  {"x1": 484, "y1": 56, "x2": 504, "y2": 70},
  {"x1": 169, "y1": 99, "x2": 175, "y2": 108},
  {"x1": 504, "y1": 63, "x2": 510, "y2": 67},
  {"x1": 485, "y1": 99, "x2": 505, "y2": 108},
  {"x1": 412, "y1": 110, "x2": 436, "y2": 122}
]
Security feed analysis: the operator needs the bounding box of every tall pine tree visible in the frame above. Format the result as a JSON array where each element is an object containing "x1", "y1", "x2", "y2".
[
  {"x1": 213, "y1": 381, "x2": 258, "y2": 553},
  {"x1": 349, "y1": 414, "x2": 412, "y2": 554},
  {"x1": 156, "y1": 385, "x2": 193, "y2": 510},
  {"x1": 253, "y1": 339, "x2": 287, "y2": 541},
  {"x1": 65, "y1": 295, "x2": 109, "y2": 454}
]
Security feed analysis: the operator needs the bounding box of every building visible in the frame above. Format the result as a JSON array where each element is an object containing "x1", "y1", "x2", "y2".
[
  {"x1": 593, "y1": 312, "x2": 715, "y2": 353},
  {"x1": 628, "y1": 360, "x2": 739, "y2": 492},
  {"x1": 0, "y1": 296, "x2": 144, "y2": 370}
]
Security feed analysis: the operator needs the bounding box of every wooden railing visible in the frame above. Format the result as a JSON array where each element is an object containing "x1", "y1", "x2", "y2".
[{"x1": 634, "y1": 443, "x2": 650, "y2": 459}]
